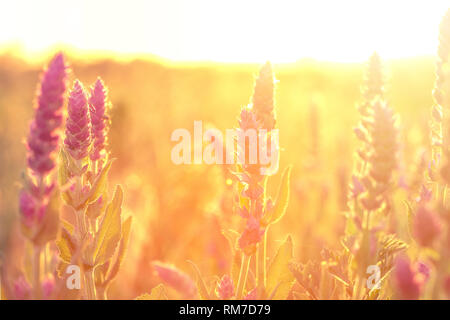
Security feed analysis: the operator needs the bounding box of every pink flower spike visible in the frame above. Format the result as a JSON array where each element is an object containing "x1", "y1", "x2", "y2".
[
  {"x1": 444, "y1": 275, "x2": 450, "y2": 299},
  {"x1": 252, "y1": 61, "x2": 276, "y2": 130},
  {"x1": 89, "y1": 77, "x2": 109, "y2": 161},
  {"x1": 27, "y1": 53, "x2": 68, "y2": 175},
  {"x1": 19, "y1": 190, "x2": 37, "y2": 227},
  {"x1": 239, "y1": 108, "x2": 259, "y2": 131},
  {"x1": 413, "y1": 205, "x2": 442, "y2": 247},
  {"x1": 217, "y1": 275, "x2": 234, "y2": 300},
  {"x1": 152, "y1": 261, "x2": 197, "y2": 299},
  {"x1": 393, "y1": 256, "x2": 424, "y2": 300},
  {"x1": 13, "y1": 276, "x2": 31, "y2": 300},
  {"x1": 42, "y1": 275, "x2": 55, "y2": 299},
  {"x1": 64, "y1": 80, "x2": 91, "y2": 160},
  {"x1": 238, "y1": 217, "x2": 265, "y2": 256}
]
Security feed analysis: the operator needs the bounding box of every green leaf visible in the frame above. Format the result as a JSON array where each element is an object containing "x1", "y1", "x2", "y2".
[
  {"x1": 221, "y1": 229, "x2": 241, "y2": 286},
  {"x1": 60, "y1": 218, "x2": 75, "y2": 235},
  {"x1": 266, "y1": 235, "x2": 294, "y2": 299},
  {"x1": 33, "y1": 190, "x2": 61, "y2": 246},
  {"x1": 58, "y1": 149, "x2": 69, "y2": 184},
  {"x1": 221, "y1": 229, "x2": 240, "y2": 255},
  {"x1": 237, "y1": 180, "x2": 250, "y2": 210},
  {"x1": 187, "y1": 260, "x2": 210, "y2": 300},
  {"x1": 95, "y1": 262, "x2": 111, "y2": 286},
  {"x1": 81, "y1": 160, "x2": 113, "y2": 208},
  {"x1": 58, "y1": 150, "x2": 73, "y2": 205},
  {"x1": 56, "y1": 220, "x2": 77, "y2": 263},
  {"x1": 91, "y1": 185, "x2": 123, "y2": 266},
  {"x1": 263, "y1": 166, "x2": 292, "y2": 226},
  {"x1": 135, "y1": 284, "x2": 168, "y2": 300},
  {"x1": 86, "y1": 192, "x2": 107, "y2": 220},
  {"x1": 105, "y1": 216, "x2": 133, "y2": 283}
]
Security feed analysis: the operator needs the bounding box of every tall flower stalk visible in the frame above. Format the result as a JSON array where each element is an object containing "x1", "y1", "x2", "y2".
[
  {"x1": 19, "y1": 53, "x2": 68, "y2": 299},
  {"x1": 424, "y1": 9, "x2": 450, "y2": 299},
  {"x1": 57, "y1": 77, "x2": 131, "y2": 300},
  {"x1": 232, "y1": 62, "x2": 292, "y2": 299},
  {"x1": 432, "y1": 9, "x2": 450, "y2": 185},
  {"x1": 346, "y1": 54, "x2": 404, "y2": 299}
]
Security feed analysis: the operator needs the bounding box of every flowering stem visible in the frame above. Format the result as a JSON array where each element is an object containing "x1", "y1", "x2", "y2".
[
  {"x1": 85, "y1": 269, "x2": 96, "y2": 300},
  {"x1": 257, "y1": 228, "x2": 268, "y2": 291},
  {"x1": 76, "y1": 210, "x2": 88, "y2": 239},
  {"x1": 75, "y1": 210, "x2": 96, "y2": 300},
  {"x1": 32, "y1": 245, "x2": 42, "y2": 299},
  {"x1": 236, "y1": 254, "x2": 251, "y2": 299}
]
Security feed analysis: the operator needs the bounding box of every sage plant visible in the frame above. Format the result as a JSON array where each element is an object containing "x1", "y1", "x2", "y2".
[
  {"x1": 57, "y1": 77, "x2": 131, "y2": 300},
  {"x1": 18, "y1": 53, "x2": 68, "y2": 299}
]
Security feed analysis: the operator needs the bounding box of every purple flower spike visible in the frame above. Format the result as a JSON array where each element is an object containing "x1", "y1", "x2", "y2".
[
  {"x1": 65, "y1": 80, "x2": 91, "y2": 160},
  {"x1": 27, "y1": 53, "x2": 68, "y2": 175},
  {"x1": 89, "y1": 77, "x2": 109, "y2": 161}
]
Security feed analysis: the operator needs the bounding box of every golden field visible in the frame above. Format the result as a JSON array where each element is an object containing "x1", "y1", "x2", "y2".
[{"x1": 0, "y1": 50, "x2": 446, "y2": 299}]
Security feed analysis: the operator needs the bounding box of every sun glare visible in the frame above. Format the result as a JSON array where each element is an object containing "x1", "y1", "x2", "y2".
[{"x1": 1, "y1": 1, "x2": 449, "y2": 62}]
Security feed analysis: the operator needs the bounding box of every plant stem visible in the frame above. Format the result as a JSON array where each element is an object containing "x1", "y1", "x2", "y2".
[
  {"x1": 262, "y1": 228, "x2": 267, "y2": 287},
  {"x1": 236, "y1": 254, "x2": 251, "y2": 299},
  {"x1": 76, "y1": 210, "x2": 87, "y2": 238},
  {"x1": 85, "y1": 269, "x2": 96, "y2": 300},
  {"x1": 257, "y1": 229, "x2": 268, "y2": 290},
  {"x1": 97, "y1": 284, "x2": 108, "y2": 300},
  {"x1": 352, "y1": 275, "x2": 363, "y2": 300},
  {"x1": 32, "y1": 245, "x2": 42, "y2": 299}
]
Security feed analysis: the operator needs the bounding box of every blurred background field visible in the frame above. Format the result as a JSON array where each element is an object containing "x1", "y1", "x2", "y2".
[{"x1": 0, "y1": 52, "x2": 435, "y2": 298}]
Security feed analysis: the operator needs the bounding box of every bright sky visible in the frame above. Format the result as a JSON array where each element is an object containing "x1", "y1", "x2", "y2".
[{"x1": 0, "y1": 0, "x2": 449, "y2": 63}]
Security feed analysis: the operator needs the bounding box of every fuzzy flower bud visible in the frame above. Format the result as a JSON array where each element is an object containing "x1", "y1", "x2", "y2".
[
  {"x1": 19, "y1": 189, "x2": 44, "y2": 228},
  {"x1": 252, "y1": 62, "x2": 276, "y2": 130},
  {"x1": 152, "y1": 261, "x2": 197, "y2": 298},
  {"x1": 362, "y1": 52, "x2": 384, "y2": 103},
  {"x1": 368, "y1": 100, "x2": 397, "y2": 186},
  {"x1": 437, "y1": 9, "x2": 450, "y2": 69},
  {"x1": 237, "y1": 107, "x2": 265, "y2": 176},
  {"x1": 393, "y1": 256, "x2": 424, "y2": 300},
  {"x1": 64, "y1": 80, "x2": 91, "y2": 160},
  {"x1": 26, "y1": 53, "x2": 67, "y2": 175},
  {"x1": 349, "y1": 175, "x2": 364, "y2": 199},
  {"x1": 217, "y1": 275, "x2": 234, "y2": 300},
  {"x1": 413, "y1": 205, "x2": 442, "y2": 247},
  {"x1": 89, "y1": 77, "x2": 109, "y2": 161},
  {"x1": 239, "y1": 108, "x2": 259, "y2": 131},
  {"x1": 238, "y1": 217, "x2": 265, "y2": 256}
]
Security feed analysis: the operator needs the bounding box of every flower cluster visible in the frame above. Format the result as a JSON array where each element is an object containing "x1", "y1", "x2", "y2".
[
  {"x1": 10, "y1": 54, "x2": 130, "y2": 300},
  {"x1": 20, "y1": 53, "x2": 67, "y2": 239}
]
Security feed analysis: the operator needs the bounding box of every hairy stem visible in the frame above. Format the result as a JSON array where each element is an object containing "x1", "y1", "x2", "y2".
[
  {"x1": 236, "y1": 254, "x2": 251, "y2": 299},
  {"x1": 257, "y1": 229, "x2": 268, "y2": 291},
  {"x1": 77, "y1": 210, "x2": 87, "y2": 237},
  {"x1": 32, "y1": 245, "x2": 42, "y2": 299},
  {"x1": 85, "y1": 269, "x2": 96, "y2": 300}
]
